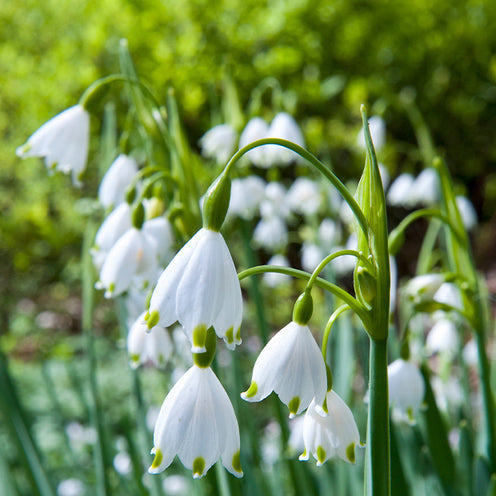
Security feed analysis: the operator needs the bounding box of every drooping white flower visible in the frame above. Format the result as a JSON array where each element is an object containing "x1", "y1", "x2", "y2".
[
  {"x1": 98, "y1": 154, "x2": 138, "y2": 209},
  {"x1": 16, "y1": 105, "x2": 90, "y2": 186},
  {"x1": 433, "y1": 282, "x2": 463, "y2": 311},
  {"x1": 147, "y1": 228, "x2": 242, "y2": 352},
  {"x1": 241, "y1": 321, "x2": 327, "y2": 417},
  {"x1": 141, "y1": 216, "x2": 175, "y2": 265},
  {"x1": 162, "y1": 474, "x2": 189, "y2": 496},
  {"x1": 287, "y1": 177, "x2": 322, "y2": 217},
  {"x1": 113, "y1": 451, "x2": 133, "y2": 476},
  {"x1": 455, "y1": 196, "x2": 477, "y2": 231},
  {"x1": 263, "y1": 254, "x2": 291, "y2": 288},
  {"x1": 149, "y1": 365, "x2": 242, "y2": 479},
  {"x1": 357, "y1": 115, "x2": 386, "y2": 151},
  {"x1": 92, "y1": 202, "x2": 133, "y2": 269},
  {"x1": 387, "y1": 173, "x2": 415, "y2": 207},
  {"x1": 411, "y1": 168, "x2": 439, "y2": 206},
  {"x1": 388, "y1": 359, "x2": 425, "y2": 422},
  {"x1": 426, "y1": 316, "x2": 459, "y2": 356},
  {"x1": 462, "y1": 338, "x2": 478, "y2": 367},
  {"x1": 199, "y1": 124, "x2": 238, "y2": 164},
  {"x1": 57, "y1": 478, "x2": 85, "y2": 496},
  {"x1": 228, "y1": 176, "x2": 266, "y2": 220},
  {"x1": 127, "y1": 312, "x2": 173, "y2": 369},
  {"x1": 264, "y1": 112, "x2": 305, "y2": 166},
  {"x1": 300, "y1": 390, "x2": 362, "y2": 466},
  {"x1": 95, "y1": 227, "x2": 159, "y2": 298},
  {"x1": 239, "y1": 117, "x2": 270, "y2": 167},
  {"x1": 431, "y1": 376, "x2": 464, "y2": 413},
  {"x1": 253, "y1": 216, "x2": 288, "y2": 252},
  {"x1": 404, "y1": 274, "x2": 445, "y2": 302},
  {"x1": 260, "y1": 182, "x2": 291, "y2": 219}
]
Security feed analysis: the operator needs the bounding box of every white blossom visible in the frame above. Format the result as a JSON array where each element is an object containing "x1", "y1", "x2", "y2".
[
  {"x1": 426, "y1": 316, "x2": 459, "y2": 356},
  {"x1": 263, "y1": 254, "x2": 291, "y2": 288},
  {"x1": 287, "y1": 178, "x2": 322, "y2": 217},
  {"x1": 142, "y1": 216, "x2": 175, "y2": 265},
  {"x1": 411, "y1": 168, "x2": 439, "y2": 206},
  {"x1": 387, "y1": 173, "x2": 415, "y2": 207},
  {"x1": 433, "y1": 283, "x2": 463, "y2": 311},
  {"x1": 260, "y1": 182, "x2": 291, "y2": 219},
  {"x1": 239, "y1": 117, "x2": 270, "y2": 167},
  {"x1": 241, "y1": 321, "x2": 327, "y2": 417},
  {"x1": 16, "y1": 105, "x2": 90, "y2": 186},
  {"x1": 147, "y1": 228, "x2": 242, "y2": 352},
  {"x1": 404, "y1": 274, "x2": 445, "y2": 302},
  {"x1": 301, "y1": 242, "x2": 324, "y2": 273},
  {"x1": 57, "y1": 479, "x2": 85, "y2": 496},
  {"x1": 228, "y1": 176, "x2": 266, "y2": 220},
  {"x1": 264, "y1": 112, "x2": 305, "y2": 166},
  {"x1": 127, "y1": 312, "x2": 173, "y2": 369},
  {"x1": 98, "y1": 154, "x2": 138, "y2": 208},
  {"x1": 357, "y1": 115, "x2": 386, "y2": 151},
  {"x1": 300, "y1": 390, "x2": 361, "y2": 466},
  {"x1": 253, "y1": 216, "x2": 288, "y2": 252},
  {"x1": 113, "y1": 452, "x2": 133, "y2": 476},
  {"x1": 462, "y1": 338, "x2": 478, "y2": 367},
  {"x1": 388, "y1": 359, "x2": 425, "y2": 422},
  {"x1": 199, "y1": 124, "x2": 238, "y2": 164},
  {"x1": 149, "y1": 365, "x2": 242, "y2": 479},
  {"x1": 456, "y1": 196, "x2": 477, "y2": 231}
]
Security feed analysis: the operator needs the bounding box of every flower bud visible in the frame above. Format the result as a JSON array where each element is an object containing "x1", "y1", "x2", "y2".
[
  {"x1": 292, "y1": 291, "x2": 313, "y2": 325},
  {"x1": 356, "y1": 266, "x2": 376, "y2": 305},
  {"x1": 202, "y1": 172, "x2": 231, "y2": 232},
  {"x1": 132, "y1": 203, "x2": 145, "y2": 229}
]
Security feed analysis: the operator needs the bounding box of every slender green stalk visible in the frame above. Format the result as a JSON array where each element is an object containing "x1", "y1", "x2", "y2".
[
  {"x1": 82, "y1": 224, "x2": 110, "y2": 496},
  {"x1": 365, "y1": 338, "x2": 390, "y2": 496},
  {"x1": 321, "y1": 305, "x2": 350, "y2": 362}
]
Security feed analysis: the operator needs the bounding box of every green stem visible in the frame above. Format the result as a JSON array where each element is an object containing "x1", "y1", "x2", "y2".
[
  {"x1": 365, "y1": 338, "x2": 390, "y2": 496},
  {"x1": 238, "y1": 265, "x2": 368, "y2": 325},
  {"x1": 321, "y1": 305, "x2": 350, "y2": 362},
  {"x1": 82, "y1": 224, "x2": 110, "y2": 496},
  {"x1": 225, "y1": 138, "x2": 369, "y2": 238},
  {"x1": 416, "y1": 220, "x2": 441, "y2": 274}
]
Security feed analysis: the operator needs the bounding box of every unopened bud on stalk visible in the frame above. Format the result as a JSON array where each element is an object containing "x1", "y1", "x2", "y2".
[
  {"x1": 292, "y1": 291, "x2": 313, "y2": 325},
  {"x1": 125, "y1": 186, "x2": 137, "y2": 205},
  {"x1": 356, "y1": 266, "x2": 376, "y2": 305},
  {"x1": 202, "y1": 172, "x2": 231, "y2": 232},
  {"x1": 132, "y1": 203, "x2": 145, "y2": 229}
]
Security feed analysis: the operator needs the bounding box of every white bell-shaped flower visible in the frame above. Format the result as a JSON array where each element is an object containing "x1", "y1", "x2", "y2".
[
  {"x1": 241, "y1": 321, "x2": 327, "y2": 417},
  {"x1": 426, "y1": 316, "x2": 459, "y2": 356},
  {"x1": 199, "y1": 124, "x2": 238, "y2": 164},
  {"x1": 264, "y1": 112, "x2": 305, "y2": 166},
  {"x1": 253, "y1": 216, "x2": 288, "y2": 252},
  {"x1": 127, "y1": 312, "x2": 173, "y2": 369},
  {"x1": 462, "y1": 338, "x2": 478, "y2": 367},
  {"x1": 300, "y1": 390, "x2": 362, "y2": 466},
  {"x1": 433, "y1": 282, "x2": 463, "y2": 311},
  {"x1": 16, "y1": 105, "x2": 90, "y2": 186},
  {"x1": 404, "y1": 274, "x2": 445, "y2": 302},
  {"x1": 287, "y1": 178, "x2": 322, "y2": 217},
  {"x1": 228, "y1": 176, "x2": 266, "y2": 220},
  {"x1": 263, "y1": 254, "x2": 291, "y2": 288},
  {"x1": 98, "y1": 154, "x2": 138, "y2": 209},
  {"x1": 149, "y1": 365, "x2": 242, "y2": 479},
  {"x1": 357, "y1": 115, "x2": 386, "y2": 151},
  {"x1": 260, "y1": 181, "x2": 291, "y2": 219},
  {"x1": 142, "y1": 216, "x2": 175, "y2": 265},
  {"x1": 411, "y1": 168, "x2": 439, "y2": 206},
  {"x1": 455, "y1": 196, "x2": 477, "y2": 231},
  {"x1": 388, "y1": 359, "x2": 425, "y2": 422},
  {"x1": 239, "y1": 117, "x2": 270, "y2": 167},
  {"x1": 387, "y1": 173, "x2": 415, "y2": 207},
  {"x1": 92, "y1": 202, "x2": 133, "y2": 269},
  {"x1": 96, "y1": 227, "x2": 159, "y2": 298},
  {"x1": 147, "y1": 228, "x2": 242, "y2": 352}
]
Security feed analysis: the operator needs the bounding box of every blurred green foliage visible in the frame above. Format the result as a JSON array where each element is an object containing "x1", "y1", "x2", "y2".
[{"x1": 2, "y1": 0, "x2": 496, "y2": 320}]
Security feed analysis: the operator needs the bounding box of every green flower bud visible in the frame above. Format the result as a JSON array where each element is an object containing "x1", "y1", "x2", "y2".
[
  {"x1": 356, "y1": 266, "x2": 376, "y2": 305},
  {"x1": 125, "y1": 186, "x2": 137, "y2": 204},
  {"x1": 202, "y1": 172, "x2": 231, "y2": 232},
  {"x1": 132, "y1": 202, "x2": 145, "y2": 229},
  {"x1": 292, "y1": 291, "x2": 313, "y2": 325}
]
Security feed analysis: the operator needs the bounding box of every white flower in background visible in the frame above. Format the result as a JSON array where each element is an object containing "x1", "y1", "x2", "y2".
[
  {"x1": 301, "y1": 242, "x2": 324, "y2": 272},
  {"x1": 241, "y1": 321, "x2": 327, "y2": 417},
  {"x1": 149, "y1": 365, "x2": 242, "y2": 479},
  {"x1": 199, "y1": 124, "x2": 238, "y2": 164},
  {"x1": 300, "y1": 390, "x2": 361, "y2": 466},
  {"x1": 411, "y1": 168, "x2": 439, "y2": 206},
  {"x1": 113, "y1": 451, "x2": 133, "y2": 476},
  {"x1": 405, "y1": 274, "x2": 445, "y2": 302},
  {"x1": 387, "y1": 173, "x2": 415, "y2": 207},
  {"x1": 318, "y1": 219, "x2": 339, "y2": 248},
  {"x1": 260, "y1": 182, "x2": 291, "y2": 219},
  {"x1": 388, "y1": 359, "x2": 425, "y2": 422},
  {"x1": 463, "y1": 338, "x2": 478, "y2": 366},
  {"x1": 378, "y1": 164, "x2": 390, "y2": 189},
  {"x1": 65, "y1": 422, "x2": 97, "y2": 448},
  {"x1": 57, "y1": 479, "x2": 85, "y2": 496},
  {"x1": 127, "y1": 311, "x2": 173, "y2": 369},
  {"x1": 339, "y1": 200, "x2": 355, "y2": 227},
  {"x1": 265, "y1": 112, "x2": 305, "y2": 166},
  {"x1": 162, "y1": 474, "x2": 189, "y2": 496},
  {"x1": 228, "y1": 176, "x2": 266, "y2": 220},
  {"x1": 239, "y1": 117, "x2": 270, "y2": 167},
  {"x1": 263, "y1": 254, "x2": 291, "y2": 288},
  {"x1": 96, "y1": 226, "x2": 159, "y2": 298},
  {"x1": 426, "y1": 316, "x2": 459, "y2": 356},
  {"x1": 147, "y1": 228, "x2": 242, "y2": 352},
  {"x1": 288, "y1": 415, "x2": 305, "y2": 454},
  {"x1": 456, "y1": 196, "x2": 477, "y2": 231},
  {"x1": 92, "y1": 202, "x2": 133, "y2": 269},
  {"x1": 124, "y1": 286, "x2": 148, "y2": 328},
  {"x1": 253, "y1": 216, "x2": 288, "y2": 252},
  {"x1": 432, "y1": 376, "x2": 464, "y2": 413},
  {"x1": 389, "y1": 256, "x2": 397, "y2": 313},
  {"x1": 357, "y1": 115, "x2": 386, "y2": 151},
  {"x1": 433, "y1": 282, "x2": 463, "y2": 311},
  {"x1": 332, "y1": 234, "x2": 358, "y2": 276},
  {"x1": 16, "y1": 105, "x2": 89, "y2": 186},
  {"x1": 98, "y1": 154, "x2": 138, "y2": 208},
  {"x1": 142, "y1": 216, "x2": 175, "y2": 265},
  {"x1": 287, "y1": 177, "x2": 322, "y2": 217},
  {"x1": 260, "y1": 421, "x2": 282, "y2": 466}
]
